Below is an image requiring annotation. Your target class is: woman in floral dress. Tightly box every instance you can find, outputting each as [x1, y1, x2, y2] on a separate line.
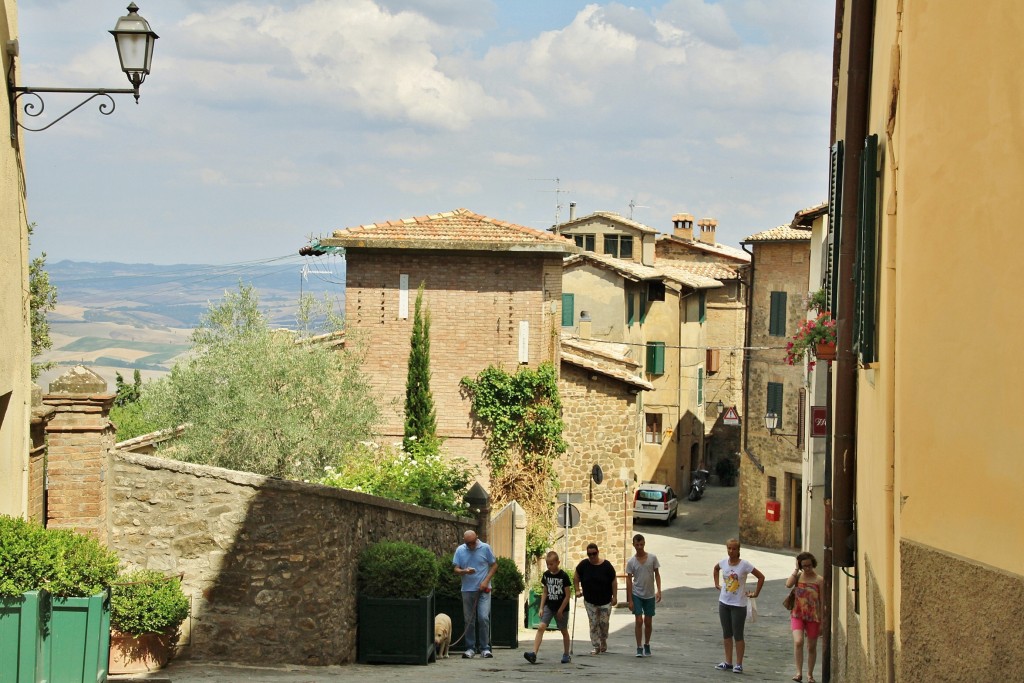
[786, 552, 823, 682]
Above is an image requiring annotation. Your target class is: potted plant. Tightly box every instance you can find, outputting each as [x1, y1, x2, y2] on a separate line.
[108, 569, 190, 674]
[786, 290, 837, 366]
[357, 540, 438, 665]
[0, 514, 119, 683]
[714, 457, 739, 487]
[489, 557, 525, 648]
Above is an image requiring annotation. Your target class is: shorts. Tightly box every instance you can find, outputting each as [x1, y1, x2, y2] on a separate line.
[791, 617, 820, 639]
[541, 604, 569, 630]
[631, 595, 656, 617]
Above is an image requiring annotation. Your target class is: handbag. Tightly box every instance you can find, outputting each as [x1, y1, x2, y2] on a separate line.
[783, 588, 796, 611]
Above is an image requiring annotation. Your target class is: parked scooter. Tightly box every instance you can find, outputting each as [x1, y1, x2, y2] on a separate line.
[687, 468, 710, 501]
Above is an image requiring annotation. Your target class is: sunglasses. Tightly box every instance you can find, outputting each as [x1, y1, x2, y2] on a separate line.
[586, 551, 599, 557]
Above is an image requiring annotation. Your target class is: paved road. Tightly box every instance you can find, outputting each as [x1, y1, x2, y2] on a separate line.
[116, 484, 807, 682]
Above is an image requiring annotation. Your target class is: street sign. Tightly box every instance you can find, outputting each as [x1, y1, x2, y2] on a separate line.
[811, 406, 828, 437]
[556, 503, 581, 528]
[722, 406, 740, 426]
[556, 492, 583, 504]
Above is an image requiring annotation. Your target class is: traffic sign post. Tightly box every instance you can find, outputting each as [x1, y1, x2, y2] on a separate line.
[556, 492, 582, 566]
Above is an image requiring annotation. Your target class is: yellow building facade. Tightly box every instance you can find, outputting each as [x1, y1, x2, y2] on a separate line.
[828, 2, 1024, 680]
[1, 0, 32, 518]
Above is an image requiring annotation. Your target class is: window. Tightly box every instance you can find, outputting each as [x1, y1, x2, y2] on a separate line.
[855, 134, 880, 364]
[768, 476, 777, 500]
[645, 413, 662, 444]
[767, 382, 784, 428]
[769, 291, 787, 336]
[561, 293, 574, 327]
[698, 291, 707, 323]
[627, 291, 635, 327]
[646, 341, 666, 375]
[574, 234, 595, 252]
[603, 234, 634, 259]
[639, 287, 649, 324]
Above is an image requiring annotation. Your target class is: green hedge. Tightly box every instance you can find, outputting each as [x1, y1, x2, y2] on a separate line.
[358, 541, 438, 599]
[0, 515, 119, 599]
[111, 569, 190, 636]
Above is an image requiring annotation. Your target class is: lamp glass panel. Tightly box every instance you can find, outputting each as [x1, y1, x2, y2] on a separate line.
[115, 33, 149, 72]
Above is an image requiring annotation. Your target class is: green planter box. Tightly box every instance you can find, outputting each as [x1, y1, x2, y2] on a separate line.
[525, 590, 542, 629]
[0, 590, 110, 683]
[358, 592, 435, 665]
[434, 595, 518, 651]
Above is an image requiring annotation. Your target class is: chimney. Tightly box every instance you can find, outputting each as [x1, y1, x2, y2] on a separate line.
[569, 202, 577, 222]
[578, 310, 592, 339]
[698, 217, 718, 245]
[672, 213, 694, 240]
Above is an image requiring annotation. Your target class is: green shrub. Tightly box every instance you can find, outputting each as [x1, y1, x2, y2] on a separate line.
[0, 515, 119, 599]
[435, 555, 462, 600]
[110, 569, 190, 636]
[358, 541, 438, 599]
[491, 557, 525, 600]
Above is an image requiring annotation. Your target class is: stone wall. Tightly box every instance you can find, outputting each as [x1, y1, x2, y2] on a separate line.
[108, 451, 477, 665]
[558, 363, 638, 572]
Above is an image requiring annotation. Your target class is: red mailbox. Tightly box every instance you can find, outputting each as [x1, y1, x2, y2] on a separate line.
[765, 500, 781, 522]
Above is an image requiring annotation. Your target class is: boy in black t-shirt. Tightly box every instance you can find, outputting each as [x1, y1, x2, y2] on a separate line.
[524, 551, 572, 664]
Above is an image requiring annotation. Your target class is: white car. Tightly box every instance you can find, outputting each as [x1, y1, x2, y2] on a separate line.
[632, 484, 679, 524]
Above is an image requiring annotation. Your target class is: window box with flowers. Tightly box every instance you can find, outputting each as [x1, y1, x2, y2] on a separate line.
[785, 310, 837, 365]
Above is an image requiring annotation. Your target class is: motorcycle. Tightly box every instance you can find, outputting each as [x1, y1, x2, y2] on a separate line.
[687, 468, 710, 501]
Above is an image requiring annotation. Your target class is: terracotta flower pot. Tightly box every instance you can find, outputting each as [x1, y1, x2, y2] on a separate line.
[815, 341, 836, 361]
[108, 628, 177, 674]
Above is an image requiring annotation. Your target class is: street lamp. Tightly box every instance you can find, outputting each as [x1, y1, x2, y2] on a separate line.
[764, 411, 799, 447]
[6, 3, 158, 134]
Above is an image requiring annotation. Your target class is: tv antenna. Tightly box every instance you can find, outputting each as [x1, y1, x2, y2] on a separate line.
[628, 198, 649, 220]
[533, 177, 572, 226]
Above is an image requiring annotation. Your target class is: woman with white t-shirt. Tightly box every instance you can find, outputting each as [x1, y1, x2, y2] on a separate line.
[712, 538, 765, 674]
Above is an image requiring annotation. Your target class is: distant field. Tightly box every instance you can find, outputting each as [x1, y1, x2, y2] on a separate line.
[59, 337, 186, 354]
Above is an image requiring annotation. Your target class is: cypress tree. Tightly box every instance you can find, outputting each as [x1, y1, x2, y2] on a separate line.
[404, 283, 437, 454]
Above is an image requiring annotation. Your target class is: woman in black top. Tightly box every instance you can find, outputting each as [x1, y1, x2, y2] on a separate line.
[574, 542, 618, 655]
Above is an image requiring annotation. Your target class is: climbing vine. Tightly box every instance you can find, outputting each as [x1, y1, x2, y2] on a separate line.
[460, 362, 567, 560]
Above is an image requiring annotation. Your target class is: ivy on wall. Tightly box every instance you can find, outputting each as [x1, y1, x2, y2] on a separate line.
[460, 362, 567, 559]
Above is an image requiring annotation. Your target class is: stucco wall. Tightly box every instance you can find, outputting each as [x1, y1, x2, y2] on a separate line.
[0, 0, 32, 519]
[108, 451, 475, 665]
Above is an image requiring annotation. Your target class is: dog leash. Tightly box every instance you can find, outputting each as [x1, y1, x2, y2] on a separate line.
[447, 587, 485, 649]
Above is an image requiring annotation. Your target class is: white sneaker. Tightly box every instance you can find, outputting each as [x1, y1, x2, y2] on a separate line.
[462, 648, 476, 659]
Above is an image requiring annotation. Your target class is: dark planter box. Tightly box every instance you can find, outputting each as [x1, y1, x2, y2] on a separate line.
[0, 590, 111, 683]
[435, 595, 519, 652]
[358, 592, 435, 665]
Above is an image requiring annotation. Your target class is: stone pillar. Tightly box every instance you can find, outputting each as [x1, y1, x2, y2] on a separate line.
[466, 482, 491, 543]
[29, 384, 55, 524]
[43, 366, 115, 542]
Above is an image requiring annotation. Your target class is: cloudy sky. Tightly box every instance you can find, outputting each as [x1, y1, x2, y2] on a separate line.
[18, 0, 834, 265]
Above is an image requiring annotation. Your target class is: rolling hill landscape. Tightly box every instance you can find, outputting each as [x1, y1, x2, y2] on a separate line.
[36, 258, 345, 391]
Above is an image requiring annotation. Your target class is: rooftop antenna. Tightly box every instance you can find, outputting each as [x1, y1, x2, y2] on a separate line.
[628, 198, 649, 220]
[533, 177, 572, 225]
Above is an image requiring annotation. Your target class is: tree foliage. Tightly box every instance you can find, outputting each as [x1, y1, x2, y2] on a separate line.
[113, 369, 142, 407]
[27, 223, 57, 380]
[142, 283, 379, 481]
[319, 440, 473, 515]
[460, 363, 567, 558]
[404, 283, 437, 453]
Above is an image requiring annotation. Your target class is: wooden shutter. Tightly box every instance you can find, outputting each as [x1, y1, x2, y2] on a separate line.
[639, 288, 649, 323]
[769, 291, 788, 336]
[767, 382, 784, 427]
[706, 348, 720, 373]
[697, 368, 704, 405]
[698, 291, 707, 323]
[561, 293, 574, 327]
[827, 141, 844, 315]
[855, 134, 879, 363]
[627, 291, 635, 327]
[646, 342, 665, 375]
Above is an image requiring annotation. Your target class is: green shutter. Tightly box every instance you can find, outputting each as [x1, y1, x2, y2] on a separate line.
[639, 288, 648, 324]
[769, 291, 787, 336]
[855, 134, 879, 363]
[646, 342, 665, 375]
[561, 293, 574, 327]
[827, 141, 844, 315]
[627, 291, 635, 327]
[698, 291, 707, 323]
[767, 382, 784, 427]
[697, 368, 704, 405]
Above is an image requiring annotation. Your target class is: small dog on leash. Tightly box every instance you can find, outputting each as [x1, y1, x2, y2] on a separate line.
[434, 613, 452, 659]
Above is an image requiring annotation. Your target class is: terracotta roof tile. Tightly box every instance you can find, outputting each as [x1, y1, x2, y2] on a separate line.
[321, 208, 578, 253]
[564, 252, 663, 281]
[656, 234, 751, 262]
[742, 225, 813, 242]
[556, 211, 659, 235]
